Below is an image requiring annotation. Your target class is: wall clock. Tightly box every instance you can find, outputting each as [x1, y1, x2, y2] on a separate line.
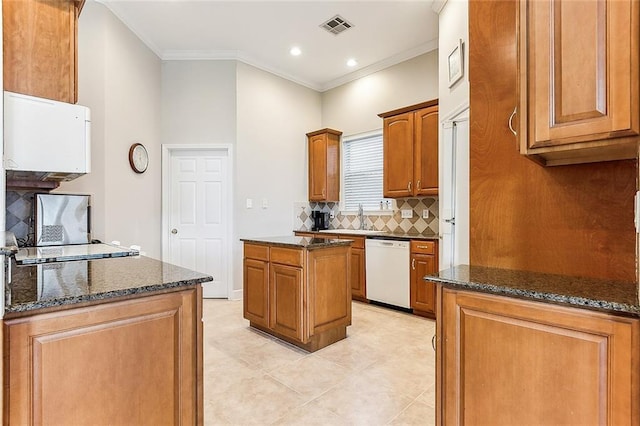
[128, 143, 148, 173]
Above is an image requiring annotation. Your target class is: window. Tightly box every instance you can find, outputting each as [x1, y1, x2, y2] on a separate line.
[342, 132, 385, 211]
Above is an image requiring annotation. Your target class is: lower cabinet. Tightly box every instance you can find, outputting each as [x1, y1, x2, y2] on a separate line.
[410, 240, 438, 317]
[243, 242, 351, 352]
[295, 231, 366, 302]
[4, 288, 203, 425]
[270, 263, 304, 341]
[436, 287, 640, 425]
[350, 245, 366, 301]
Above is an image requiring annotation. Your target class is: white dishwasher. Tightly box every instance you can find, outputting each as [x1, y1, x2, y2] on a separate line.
[365, 238, 410, 309]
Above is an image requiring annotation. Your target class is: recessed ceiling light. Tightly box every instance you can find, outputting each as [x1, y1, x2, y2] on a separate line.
[347, 58, 358, 67]
[290, 47, 301, 56]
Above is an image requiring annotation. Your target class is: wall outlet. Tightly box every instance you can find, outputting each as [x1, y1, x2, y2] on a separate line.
[262, 198, 268, 209]
[401, 209, 413, 219]
[246, 198, 253, 209]
[422, 209, 429, 219]
[330, 210, 335, 219]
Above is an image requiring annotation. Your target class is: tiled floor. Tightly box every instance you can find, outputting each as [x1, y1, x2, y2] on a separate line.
[203, 299, 436, 425]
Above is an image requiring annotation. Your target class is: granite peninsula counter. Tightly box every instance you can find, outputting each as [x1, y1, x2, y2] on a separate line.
[5, 254, 213, 316]
[241, 235, 352, 351]
[428, 265, 640, 424]
[3, 255, 212, 425]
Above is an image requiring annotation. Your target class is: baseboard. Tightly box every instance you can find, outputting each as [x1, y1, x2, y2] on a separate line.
[229, 288, 243, 300]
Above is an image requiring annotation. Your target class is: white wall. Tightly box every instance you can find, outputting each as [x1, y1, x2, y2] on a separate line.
[437, 0, 470, 269]
[58, 1, 162, 258]
[161, 61, 237, 145]
[234, 62, 322, 293]
[321, 51, 439, 136]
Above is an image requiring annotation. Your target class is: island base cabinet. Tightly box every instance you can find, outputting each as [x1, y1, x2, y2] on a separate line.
[243, 242, 351, 352]
[436, 287, 640, 425]
[4, 288, 203, 426]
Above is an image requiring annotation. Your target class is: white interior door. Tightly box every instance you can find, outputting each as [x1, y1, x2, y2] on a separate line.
[440, 109, 469, 270]
[166, 147, 231, 298]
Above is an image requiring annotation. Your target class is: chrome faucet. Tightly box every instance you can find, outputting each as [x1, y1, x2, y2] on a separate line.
[358, 203, 366, 230]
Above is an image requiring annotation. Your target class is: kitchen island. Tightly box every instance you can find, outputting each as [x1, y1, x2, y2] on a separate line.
[3, 255, 212, 425]
[241, 236, 352, 352]
[427, 265, 640, 425]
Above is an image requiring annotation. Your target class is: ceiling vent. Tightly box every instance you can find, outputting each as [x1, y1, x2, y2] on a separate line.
[320, 15, 354, 35]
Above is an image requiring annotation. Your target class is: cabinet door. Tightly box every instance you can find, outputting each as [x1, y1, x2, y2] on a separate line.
[519, 0, 639, 165]
[308, 133, 328, 201]
[438, 288, 640, 425]
[243, 258, 269, 328]
[414, 106, 439, 195]
[4, 289, 201, 425]
[3, 0, 79, 103]
[350, 247, 366, 300]
[270, 264, 305, 342]
[410, 253, 436, 315]
[383, 112, 414, 197]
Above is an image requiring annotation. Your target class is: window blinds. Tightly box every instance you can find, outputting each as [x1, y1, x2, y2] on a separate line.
[343, 133, 384, 211]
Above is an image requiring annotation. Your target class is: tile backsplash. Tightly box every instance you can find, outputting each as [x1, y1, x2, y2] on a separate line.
[294, 197, 439, 235]
[6, 190, 36, 245]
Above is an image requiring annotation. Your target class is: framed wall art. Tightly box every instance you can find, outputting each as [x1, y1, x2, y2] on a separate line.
[448, 38, 464, 87]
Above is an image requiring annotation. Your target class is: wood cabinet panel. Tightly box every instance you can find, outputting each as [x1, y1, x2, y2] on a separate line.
[244, 243, 269, 261]
[307, 129, 341, 202]
[410, 240, 438, 317]
[381, 102, 439, 198]
[414, 106, 439, 195]
[350, 247, 366, 301]
[3, 0, 81, 103]
[270, 264, 305, 342]
[243, 258, 269, 328]
[383, 113, 414, 197]
[308, 247, 351, 333]
[469, 0, 636, 281]
[243, 242, 350, 351]
[4, 289, 201, 425]
[518, 0, 639, 165]
[438, 287, 640, 425]
[271, 246, 304, 268]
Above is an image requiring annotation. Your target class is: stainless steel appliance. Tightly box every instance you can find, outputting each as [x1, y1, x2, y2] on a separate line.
[365, 238, 410, 308]
[311, 211, 330, 231]
[35, 193, 90, 246]
[13, 193, 139, 266]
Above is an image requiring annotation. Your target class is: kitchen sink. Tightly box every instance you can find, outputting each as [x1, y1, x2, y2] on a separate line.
[318, 229, 385, 236]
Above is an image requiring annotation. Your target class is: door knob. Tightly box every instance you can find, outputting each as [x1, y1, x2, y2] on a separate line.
[171, 229, 178, 234]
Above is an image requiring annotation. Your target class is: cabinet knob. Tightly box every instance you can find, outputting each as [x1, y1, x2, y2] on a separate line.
[508, 106, 517, 136]
[171, 228, 178, 234]
[407, 181, 412, 192]
[432, 334, 436, 351]
[417, 180, 421, 190]
[411, 258, 415, 270]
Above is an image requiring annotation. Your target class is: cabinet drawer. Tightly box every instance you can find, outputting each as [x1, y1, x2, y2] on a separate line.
[244, 244, 269, 261]
[270, 247, 303, 267]
[410, 240, 436, 254]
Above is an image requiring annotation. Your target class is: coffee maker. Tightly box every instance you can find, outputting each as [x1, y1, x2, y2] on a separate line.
[310, 211, 330, 231]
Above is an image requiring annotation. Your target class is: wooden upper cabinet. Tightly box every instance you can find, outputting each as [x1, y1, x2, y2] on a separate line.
[518, 0, 640, 165]
[3, 0, 84, 103]
[383, 112, 415, 197]
[380, 100, 439, 198]
[307, 129, 342, 202]
[414, 106, 439, 195]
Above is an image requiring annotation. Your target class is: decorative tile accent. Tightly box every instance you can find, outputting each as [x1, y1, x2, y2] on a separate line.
[6, 190, 36, 245]
[295, 197, 439, 235]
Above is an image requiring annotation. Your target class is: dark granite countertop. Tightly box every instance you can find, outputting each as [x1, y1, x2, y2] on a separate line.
[426, 265, 640, 316]
[241, 235, 353, 249]
[5, 255, 213, 317]
[294, 229, 439, 241]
